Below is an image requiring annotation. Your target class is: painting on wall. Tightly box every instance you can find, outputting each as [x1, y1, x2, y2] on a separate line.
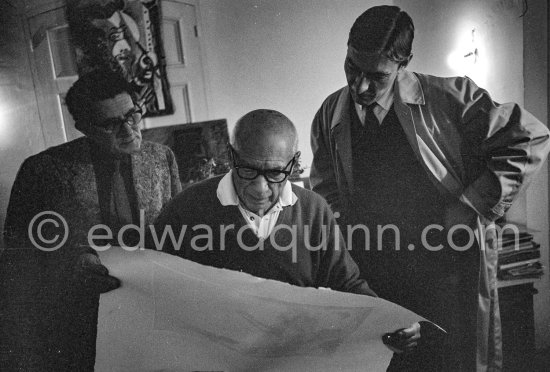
[141, 119, 231, 186]
[68, 0, 173, 116]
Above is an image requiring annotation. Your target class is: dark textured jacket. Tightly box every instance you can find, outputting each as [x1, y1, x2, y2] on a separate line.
[4, 137, 181, 252]
[1, 137, 181, 371]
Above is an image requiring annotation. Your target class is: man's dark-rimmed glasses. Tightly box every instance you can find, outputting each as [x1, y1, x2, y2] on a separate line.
[96, 106, 143, 133]
[229, 145, 298, 183]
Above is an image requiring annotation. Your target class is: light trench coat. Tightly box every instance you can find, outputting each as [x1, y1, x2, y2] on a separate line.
[310, 70, 550, 371]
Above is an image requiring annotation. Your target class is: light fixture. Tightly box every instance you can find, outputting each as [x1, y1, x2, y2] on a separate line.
[463, 28, 478, 64]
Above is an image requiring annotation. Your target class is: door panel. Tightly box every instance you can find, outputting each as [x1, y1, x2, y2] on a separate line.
[28, 6, 80, 146]
[143, 0, 208, 128]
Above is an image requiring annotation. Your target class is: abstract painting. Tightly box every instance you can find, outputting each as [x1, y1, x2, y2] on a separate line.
[68, 0, 173, 116]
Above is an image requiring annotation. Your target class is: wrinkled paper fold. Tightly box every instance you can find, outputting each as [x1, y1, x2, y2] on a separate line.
[96, 247, 426, 371]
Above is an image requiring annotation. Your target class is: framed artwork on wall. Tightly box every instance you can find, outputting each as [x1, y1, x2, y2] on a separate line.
[142, 119, 231, 186]
[68, 0, 173, 116]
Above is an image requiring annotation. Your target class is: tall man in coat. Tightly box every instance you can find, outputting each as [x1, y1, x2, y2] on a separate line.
[1, 69, 181, 371]
[310, 5, 550, 371]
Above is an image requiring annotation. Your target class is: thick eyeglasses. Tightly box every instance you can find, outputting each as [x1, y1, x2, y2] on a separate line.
[96, 107, 143, 133]
[229, 145, 297, 183]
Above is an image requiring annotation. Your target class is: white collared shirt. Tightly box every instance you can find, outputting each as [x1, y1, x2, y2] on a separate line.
[354, 84, 394, 126]
[216, 171, 298, 239]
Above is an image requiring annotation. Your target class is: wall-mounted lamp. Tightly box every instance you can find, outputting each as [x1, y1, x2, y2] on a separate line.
[447, 27, 483, 75]
[463, 28, 478, 63]
[447, 25, 488, 87]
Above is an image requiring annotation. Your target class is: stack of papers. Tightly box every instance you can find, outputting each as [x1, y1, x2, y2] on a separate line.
[497, 225, 544, 281]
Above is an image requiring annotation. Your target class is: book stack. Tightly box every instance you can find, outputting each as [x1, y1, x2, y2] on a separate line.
[497, 226, 543, 281]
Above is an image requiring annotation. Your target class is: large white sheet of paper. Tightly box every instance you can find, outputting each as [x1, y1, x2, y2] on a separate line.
[96, 247, 426, 372]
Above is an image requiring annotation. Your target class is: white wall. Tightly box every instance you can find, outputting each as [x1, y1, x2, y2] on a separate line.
[399, 0, 524, 102]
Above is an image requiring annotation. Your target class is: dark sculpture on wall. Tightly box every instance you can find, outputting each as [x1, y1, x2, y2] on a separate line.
[68, 0, 173, 116]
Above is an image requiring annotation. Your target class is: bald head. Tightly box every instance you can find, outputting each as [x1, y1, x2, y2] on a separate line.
[231, 109, 298, 157]
[230, 109, 299, 215]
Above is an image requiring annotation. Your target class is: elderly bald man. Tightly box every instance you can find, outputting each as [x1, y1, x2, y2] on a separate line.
[152, 109, 420, 354]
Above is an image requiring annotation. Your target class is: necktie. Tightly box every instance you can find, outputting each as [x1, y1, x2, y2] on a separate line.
[110, 160, 134, 228]
[363, 103, 379, 127]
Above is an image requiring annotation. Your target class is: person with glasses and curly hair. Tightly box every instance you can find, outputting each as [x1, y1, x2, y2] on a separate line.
[2, 68, 181, 371]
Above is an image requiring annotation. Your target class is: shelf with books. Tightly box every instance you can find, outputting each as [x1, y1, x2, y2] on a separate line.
[496, 222, 544, 286]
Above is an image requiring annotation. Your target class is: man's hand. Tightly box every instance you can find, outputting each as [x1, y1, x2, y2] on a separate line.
[382, 322, 421, 354]
[75, 253, 121, 294]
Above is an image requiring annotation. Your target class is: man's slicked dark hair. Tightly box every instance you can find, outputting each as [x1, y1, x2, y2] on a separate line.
[65, 68, 134, 124]
[348, 5, 414, 65]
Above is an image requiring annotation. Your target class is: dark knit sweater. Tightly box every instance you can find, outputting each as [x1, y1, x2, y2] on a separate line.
[348, 105, 457, 287]
[152, 175, 375, 297]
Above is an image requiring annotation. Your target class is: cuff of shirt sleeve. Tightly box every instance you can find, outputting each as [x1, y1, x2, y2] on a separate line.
[460, 188, 505, 222]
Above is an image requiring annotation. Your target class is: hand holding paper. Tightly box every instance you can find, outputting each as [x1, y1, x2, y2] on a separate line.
[74, 252, 120, 294]
[383, 322, 421, 354]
